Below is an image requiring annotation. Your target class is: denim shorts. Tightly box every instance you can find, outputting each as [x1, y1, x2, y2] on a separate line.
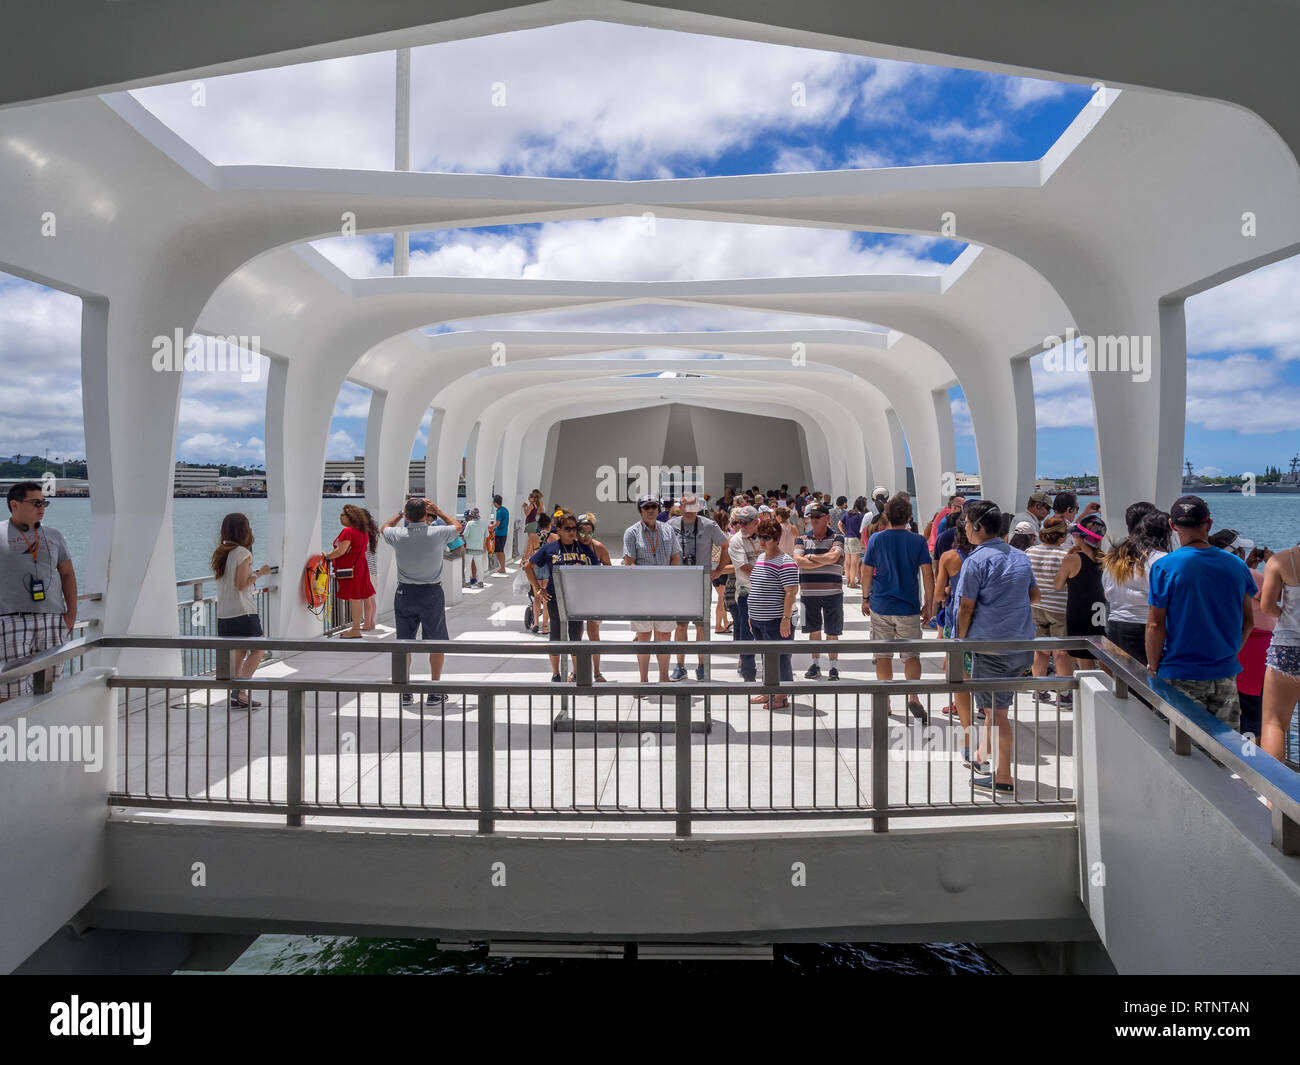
[970, 650, 1033, 711]
[1266, 642, 1300, 679]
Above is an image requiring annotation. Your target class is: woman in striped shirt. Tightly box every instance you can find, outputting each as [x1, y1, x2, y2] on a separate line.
[1024, 515, 1074, 704]
[747, 516, 800, 709]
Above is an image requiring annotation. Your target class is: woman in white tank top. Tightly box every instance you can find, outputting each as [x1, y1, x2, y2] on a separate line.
[1260, 545, 1300, 763]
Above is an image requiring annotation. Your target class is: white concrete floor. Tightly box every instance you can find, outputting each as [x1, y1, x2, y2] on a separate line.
[115, 563, 1076, 835]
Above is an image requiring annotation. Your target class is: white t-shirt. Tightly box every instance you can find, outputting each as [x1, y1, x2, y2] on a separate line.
[1101, 549, 1166, 624]
[216, 545, 256, 619]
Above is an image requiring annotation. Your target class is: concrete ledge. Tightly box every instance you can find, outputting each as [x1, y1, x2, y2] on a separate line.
[1076, 673, 1300, 974]
[90, 817, 1090, 943]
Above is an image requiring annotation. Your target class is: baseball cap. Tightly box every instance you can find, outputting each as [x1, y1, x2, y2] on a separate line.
[1229, 532, 1255, 553]
[806, 503, 830, 517]
[872, 485, 888, 498]
[1170, 495, 1211, 526]
[758, 504, 773, 514]
[1071, 514, 1107, 545]
[1028, 491, 1052, 506]
[1012, 520, 1037, 536]
[737, 505, 759, 523]
[636, 493, 658, 508]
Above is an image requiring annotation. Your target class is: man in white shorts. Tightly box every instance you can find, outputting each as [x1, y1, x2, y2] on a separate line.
[622, 493, 681, 683]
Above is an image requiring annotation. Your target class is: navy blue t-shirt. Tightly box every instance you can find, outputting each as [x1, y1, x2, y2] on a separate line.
[934, 525, 957, 559]
[529, 539, 599, 570]
[1148, 546, 1254, 680]
[863, 528, 933, 615]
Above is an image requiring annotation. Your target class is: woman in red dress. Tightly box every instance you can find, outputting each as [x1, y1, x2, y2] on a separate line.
[322, 504, 376, 638]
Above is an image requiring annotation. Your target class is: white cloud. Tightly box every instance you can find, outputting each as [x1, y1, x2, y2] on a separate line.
[326, 429, 359, 460]
[316, 217, 955, 282]
[332, 381, 373, 419]
[1186, 254, 1300, 360]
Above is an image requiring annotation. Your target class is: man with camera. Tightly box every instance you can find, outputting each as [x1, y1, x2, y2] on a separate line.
[381, 497, 463, 706]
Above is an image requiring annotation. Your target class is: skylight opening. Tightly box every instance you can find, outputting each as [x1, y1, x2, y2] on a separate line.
[126, 20, 1092, 178]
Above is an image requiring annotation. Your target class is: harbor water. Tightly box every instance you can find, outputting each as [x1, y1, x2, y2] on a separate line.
[39, 492, 1300, 588]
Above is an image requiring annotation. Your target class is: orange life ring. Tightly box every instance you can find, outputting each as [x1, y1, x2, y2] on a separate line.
[303, 553, 330, 614]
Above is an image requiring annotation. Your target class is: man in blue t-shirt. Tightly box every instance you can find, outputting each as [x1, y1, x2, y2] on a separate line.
[1146, 495, 1255, 729]
[490, 494, 509, 576]
[862, 493, 935, 717]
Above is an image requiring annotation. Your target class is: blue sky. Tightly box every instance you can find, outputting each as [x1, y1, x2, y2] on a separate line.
[1, 20, 1298, 482]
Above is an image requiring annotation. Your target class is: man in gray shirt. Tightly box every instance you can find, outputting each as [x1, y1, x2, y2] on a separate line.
[622, 492, 681, 684]
[381, 497, 462, 706]
[0, 481, 77, 700]
[666, 492, 730, 680]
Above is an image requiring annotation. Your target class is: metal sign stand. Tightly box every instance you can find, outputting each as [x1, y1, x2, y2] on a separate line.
[549, 565, 713, 734]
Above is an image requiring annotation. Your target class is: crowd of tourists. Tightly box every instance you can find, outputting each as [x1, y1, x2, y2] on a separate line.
[1, 470, 1295, 793]
[192, 480, 1300, 786]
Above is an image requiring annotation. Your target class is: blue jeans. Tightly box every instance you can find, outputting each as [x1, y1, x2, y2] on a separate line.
[730, 593, 756, 681]
[749, 616, 794, 682]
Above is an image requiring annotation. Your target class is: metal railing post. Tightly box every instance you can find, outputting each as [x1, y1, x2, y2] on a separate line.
[1272, 805, 1300, 856]
[286, 689, 304, 827]
[871, 691, 890, 833]
[478, 693, 495, 834]
[575, 647, 593, 686]
[391, 651, 409, 687]
[1169, 718, 1192, 756]
[675, 693, 692, 836]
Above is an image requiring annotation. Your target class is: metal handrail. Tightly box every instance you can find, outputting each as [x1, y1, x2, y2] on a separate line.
[176, 565, 280, 591]
[9, 630, 1299, 848]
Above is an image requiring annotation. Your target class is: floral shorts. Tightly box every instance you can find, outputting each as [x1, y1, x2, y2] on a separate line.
[1265, 642, 1300, 679]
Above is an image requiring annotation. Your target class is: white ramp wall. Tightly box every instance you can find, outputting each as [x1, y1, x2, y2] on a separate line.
[0, 671, 115, 972]
[1075, 674, 1300, 974]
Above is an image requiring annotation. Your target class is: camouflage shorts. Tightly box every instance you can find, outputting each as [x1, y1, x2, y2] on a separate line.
[1166, 676, 1241, 731]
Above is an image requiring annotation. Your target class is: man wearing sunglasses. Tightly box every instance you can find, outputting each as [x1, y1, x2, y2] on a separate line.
[525, 508, 600, 681]
[0, 482, 77, 700]
[623, 492, 681, 684]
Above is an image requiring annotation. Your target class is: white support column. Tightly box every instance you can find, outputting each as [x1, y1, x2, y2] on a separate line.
[884, 409, 908, 496]
[931, 385, 958, 499]
[265, 357, 346, 637]
[367, 389, 433, 609]
[81, 295, 185, 673]
[1086, 300, 1187, 532]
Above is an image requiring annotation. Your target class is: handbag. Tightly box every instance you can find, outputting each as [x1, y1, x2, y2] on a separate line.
[334, 566, 354, 580]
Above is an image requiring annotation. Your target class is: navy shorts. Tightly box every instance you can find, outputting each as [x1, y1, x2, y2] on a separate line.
[493, 536, 507, 552]
[395, 583, 448, 641]
[801, 594, 844, 636]
[217, 613, 263, 637]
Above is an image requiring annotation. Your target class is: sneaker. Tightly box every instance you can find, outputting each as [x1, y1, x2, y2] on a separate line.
[551, 672, 562, 683]
[940, 704, 958, 717]
[972, 775, 1014, 795]
[695, 665, 705, 682]
[975, 709, 987, 722]
[1036, 690, 1055, 703]
[401, 693, 415, 706]
[828, 666, 839, 680]
[906, 697, 929, 725]
[804, 662, 821, 679]
[426, 693, 444, 705]
[669, 665, 687, 681]
[1056, 692, 1074, 709]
